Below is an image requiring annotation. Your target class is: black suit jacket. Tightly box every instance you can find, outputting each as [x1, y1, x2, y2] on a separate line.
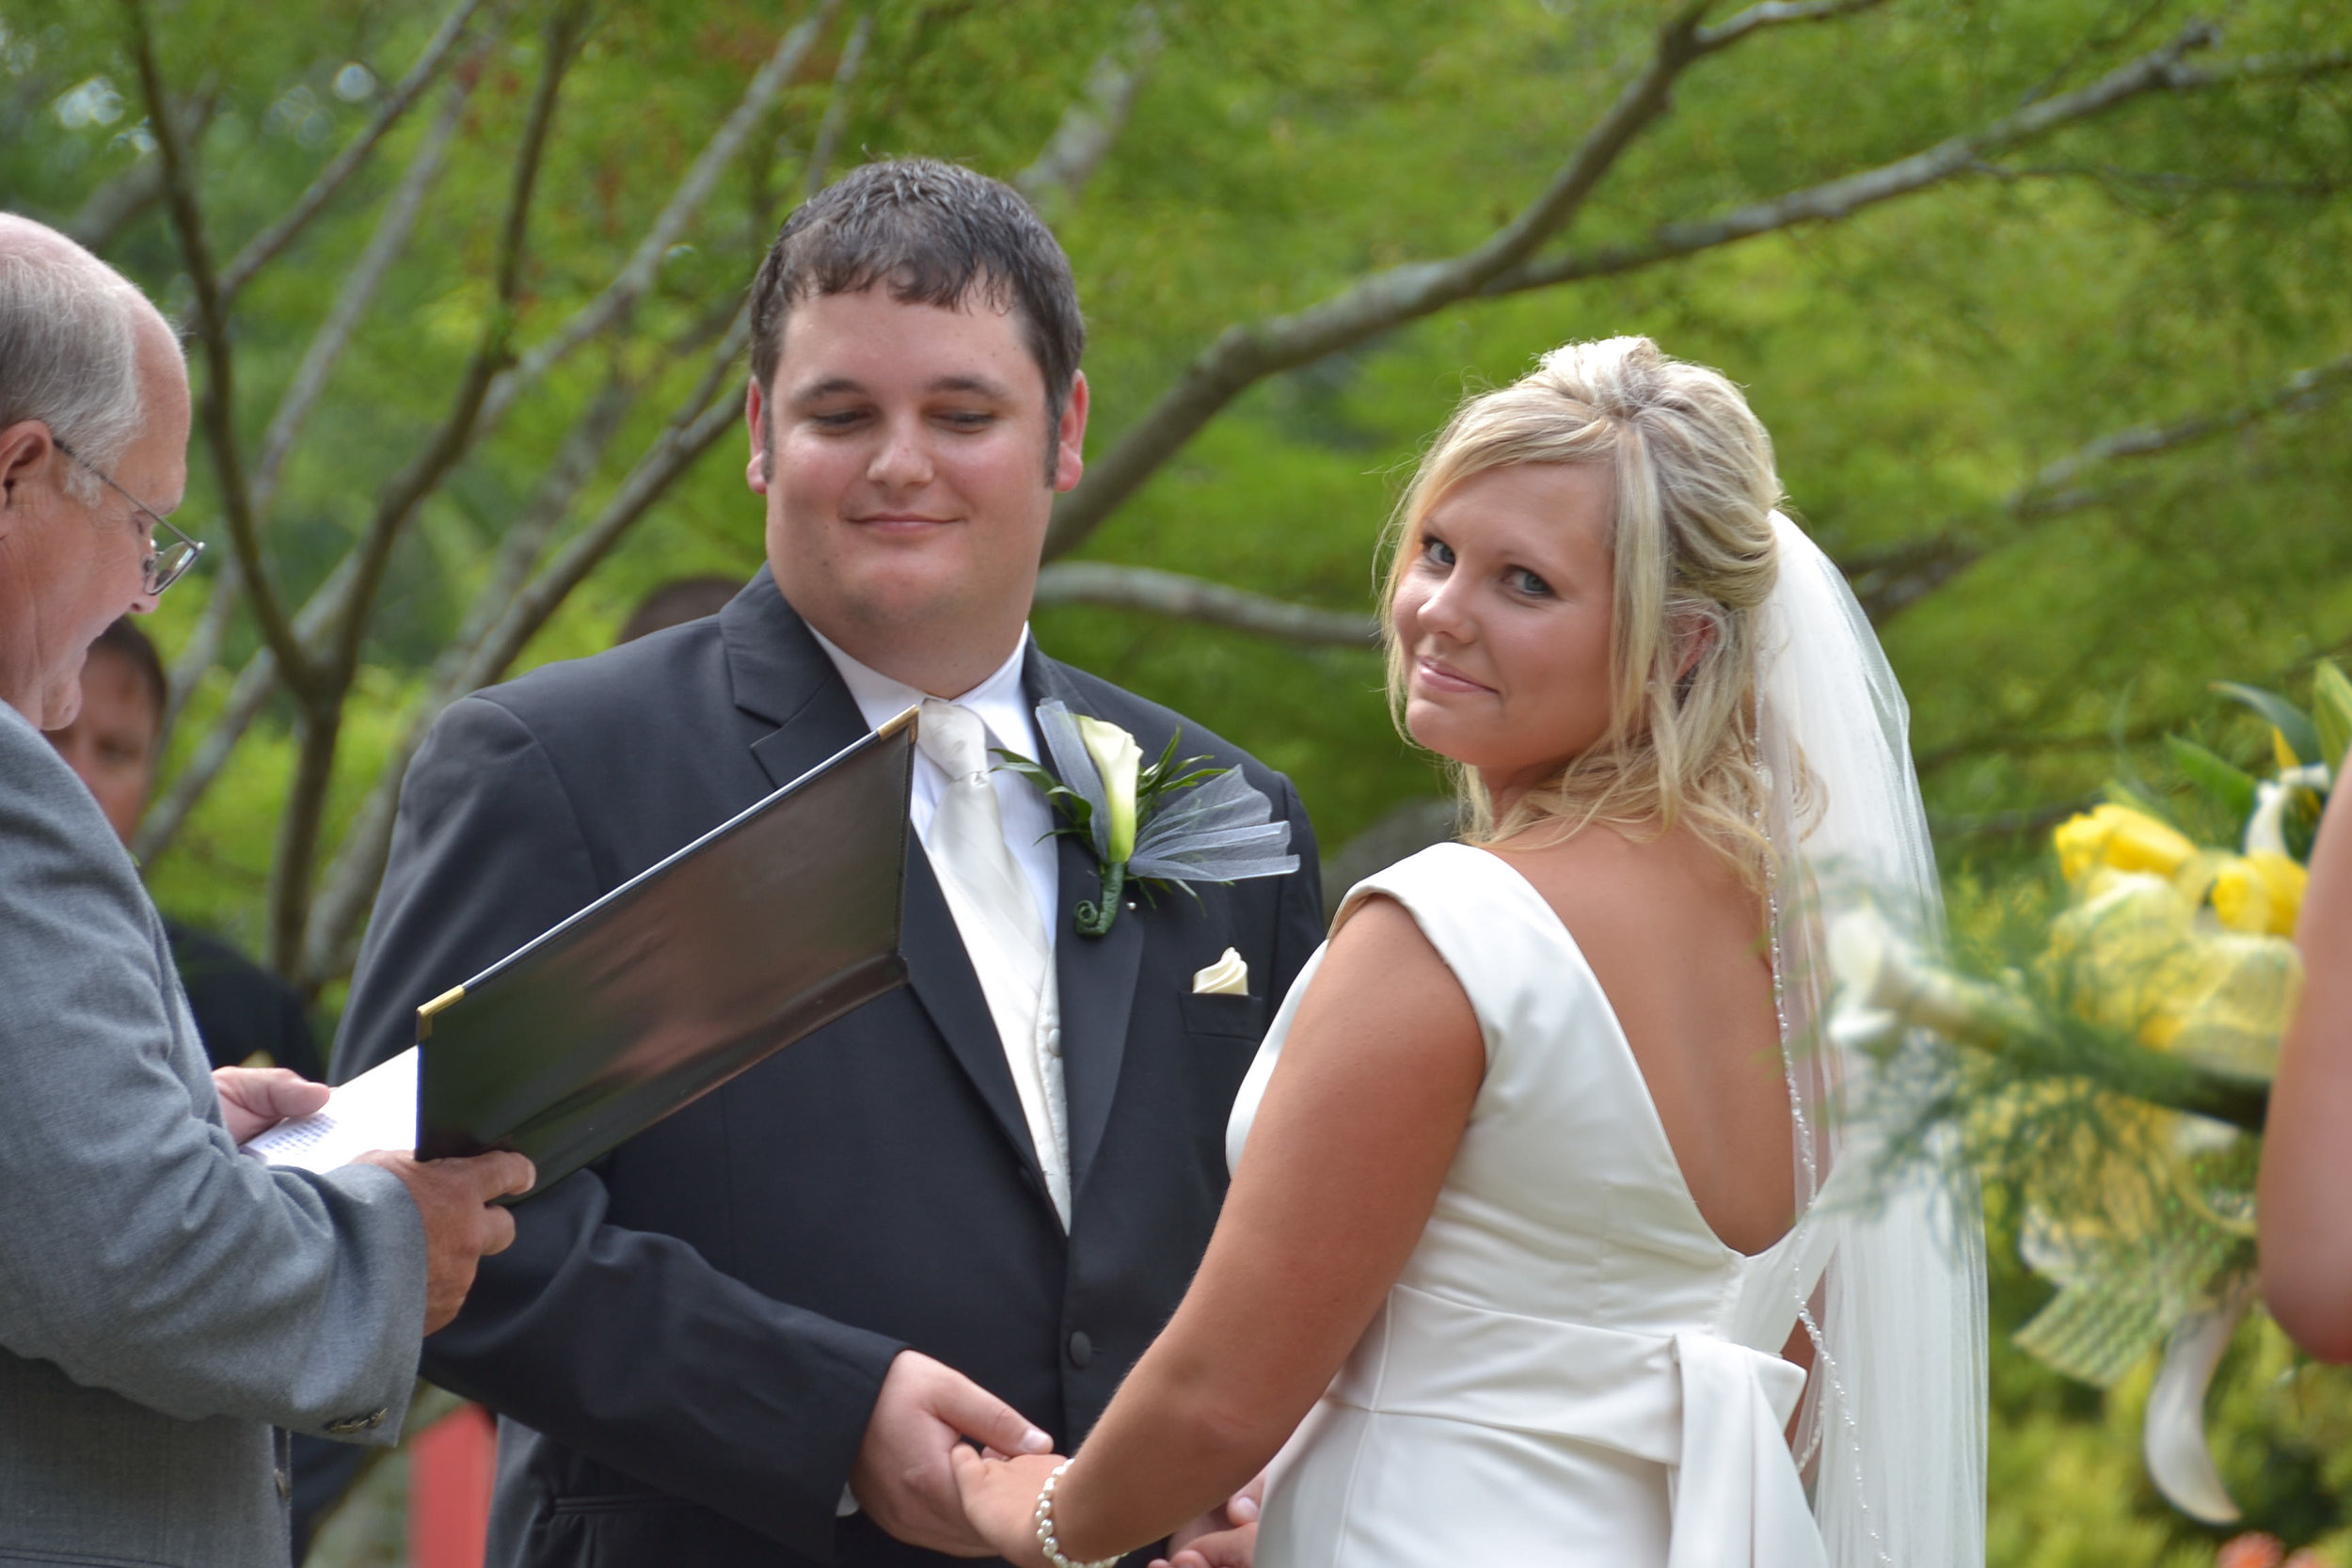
[335, 569, 1324, 1567]
[165, 920, 326, 1082]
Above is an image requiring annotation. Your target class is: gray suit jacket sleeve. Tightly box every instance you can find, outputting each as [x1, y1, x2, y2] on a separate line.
[0, 709, 428, 1442]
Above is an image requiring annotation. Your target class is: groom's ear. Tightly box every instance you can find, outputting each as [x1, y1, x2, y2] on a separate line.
[1050, 371, 1089, 494]
[744, 374, 773, 495]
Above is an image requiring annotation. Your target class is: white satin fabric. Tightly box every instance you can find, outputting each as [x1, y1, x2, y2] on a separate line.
[1227, 843, 1829, 1568]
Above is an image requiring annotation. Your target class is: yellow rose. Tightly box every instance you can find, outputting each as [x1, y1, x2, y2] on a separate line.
[2249, 850, 2306, 935]
[2207, 858, 2271, 936]
[2052, 804, 2198, 883]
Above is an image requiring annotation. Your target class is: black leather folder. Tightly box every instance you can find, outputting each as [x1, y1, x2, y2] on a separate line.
[410, 710, 914, 1196]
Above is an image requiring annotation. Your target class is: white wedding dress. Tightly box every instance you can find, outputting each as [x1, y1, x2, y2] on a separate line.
[1225, 841, 1828, 1568]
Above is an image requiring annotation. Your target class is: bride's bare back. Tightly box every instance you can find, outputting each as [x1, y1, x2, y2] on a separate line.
[1491, 819, 1794, 1258]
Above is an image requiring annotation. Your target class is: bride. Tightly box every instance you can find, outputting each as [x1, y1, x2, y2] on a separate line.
[955, 337, 1986, 1567]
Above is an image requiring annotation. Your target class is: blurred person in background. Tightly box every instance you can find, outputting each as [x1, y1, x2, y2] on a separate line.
[0, 209, 532, 1568]
[2258, 745, 2352, 1360]
[48, 616, 325, 1082]
[614, 573, 744, 645]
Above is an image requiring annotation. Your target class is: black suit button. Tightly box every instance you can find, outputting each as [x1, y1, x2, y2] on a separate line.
[1067, 1331, 1093, 1369]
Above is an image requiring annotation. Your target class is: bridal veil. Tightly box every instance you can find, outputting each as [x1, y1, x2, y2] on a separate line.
[1755, 512, 1989, 1568]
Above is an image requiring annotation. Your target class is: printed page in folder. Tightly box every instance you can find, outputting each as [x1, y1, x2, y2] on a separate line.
[244, 1048, 418, 1171]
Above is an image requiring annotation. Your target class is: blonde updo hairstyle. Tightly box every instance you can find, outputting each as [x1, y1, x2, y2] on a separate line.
[1379, 336, 1786, 883]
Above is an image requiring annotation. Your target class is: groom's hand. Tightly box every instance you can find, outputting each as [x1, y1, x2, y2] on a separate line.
[852, 1350, 1052, 1555]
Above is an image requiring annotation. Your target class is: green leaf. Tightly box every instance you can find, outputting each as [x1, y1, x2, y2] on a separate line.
[1136, 752, 1217, 809]
[992, 750, 1094, 837]
[2163, 736, 2258, 821]
[2312, 659, 2352, 773]
[2211, 682, 2323, 766]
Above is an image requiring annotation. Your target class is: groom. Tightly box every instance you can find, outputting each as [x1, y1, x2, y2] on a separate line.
[335, 158, 1324, 1567]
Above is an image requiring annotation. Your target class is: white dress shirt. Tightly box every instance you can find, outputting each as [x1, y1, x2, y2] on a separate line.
[808, 626, 1060, 953]
[809, 626, 1069, 1519]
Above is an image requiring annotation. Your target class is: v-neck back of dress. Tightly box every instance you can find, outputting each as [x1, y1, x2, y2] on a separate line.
[1227, 842, 1829, 1568]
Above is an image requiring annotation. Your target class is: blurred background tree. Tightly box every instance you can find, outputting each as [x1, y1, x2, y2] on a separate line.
[5, 0, 2349, 1560]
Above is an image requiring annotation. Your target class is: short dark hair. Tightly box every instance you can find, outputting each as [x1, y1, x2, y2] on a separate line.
[749, 159, 1085, 477]
[90, 616, 167, 732]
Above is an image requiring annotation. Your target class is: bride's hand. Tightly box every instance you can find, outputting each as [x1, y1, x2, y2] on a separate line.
[1155, 1470, 1263, 1568]
[947, 1446, 1061, 1566]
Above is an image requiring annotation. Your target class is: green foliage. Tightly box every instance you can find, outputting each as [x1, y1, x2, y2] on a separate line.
[2216, 684, 2327, 770]
[2312, 661, 2352, 773]
[2167, 738, 2261, 830]
[8, 6, 2352, 1553]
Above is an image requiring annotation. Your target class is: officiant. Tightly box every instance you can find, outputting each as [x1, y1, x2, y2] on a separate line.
[334, 158, 1325, 1567]
[0, 212, 533, 1568]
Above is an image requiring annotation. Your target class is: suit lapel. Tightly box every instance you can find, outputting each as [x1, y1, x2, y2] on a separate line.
[1027, 652, 1145, 1201]
[901, 850, 1046, 1188]
[729, 572, 1046, 1187]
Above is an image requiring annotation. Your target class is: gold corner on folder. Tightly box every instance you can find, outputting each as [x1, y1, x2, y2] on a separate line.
[416, 984, 467, 1040]
[877, 705, 919, 740]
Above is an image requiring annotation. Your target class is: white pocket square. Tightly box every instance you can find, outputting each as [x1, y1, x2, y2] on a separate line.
[1192, 947, 1249, 996]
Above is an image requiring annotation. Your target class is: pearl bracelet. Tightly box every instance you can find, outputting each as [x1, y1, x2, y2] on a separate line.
[1033, 1460, 1119, 1568]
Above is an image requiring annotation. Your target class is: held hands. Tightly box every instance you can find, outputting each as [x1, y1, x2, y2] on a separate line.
[946, 1449, 1266, 1568]
[853, 1350, 1053, 1555]
[1161, 1474, 1264, 1568]
[946, 1448, 1060, 1567]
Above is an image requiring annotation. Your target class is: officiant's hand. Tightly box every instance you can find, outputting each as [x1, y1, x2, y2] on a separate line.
[213, 1065, 330, 1145]
[356, 1148, 537, 1334]
[1156, 1472, 1264, 1568]
[853, 1350, 1053, 1555]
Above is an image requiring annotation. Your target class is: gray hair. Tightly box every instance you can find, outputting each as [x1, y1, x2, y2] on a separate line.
[0, 225, 147, 504]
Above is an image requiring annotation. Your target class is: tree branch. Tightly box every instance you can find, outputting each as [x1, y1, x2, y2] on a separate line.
[1844, 348, 2352, 622]
[1042, 0, 1734, 560]
[135, 553, 361, 863]
[320, 0, 581, 694]
[146, 11, 803, 876]
[1928, 797, 2095, 842]
[65, 94, 218, 253]
[1976, 159, 2348, 199]
[1693, 0, 1886, 52]
[66, 159, 166, 252]
[1478, 22, 2264, 301]
[1032, 562, 1378, 647]
[300, 314, 753, 983]
[164, 63, 484, 728]
[804, 8, 875, 198]
[268, 0, 586, 974]
[217, 0, 487, 302]
[123, 0, 314, 699]
[251, 56, 483, 521]
[298, 361, 644, 982]
[1014, 1, 1166, 217]
[478, 0, 837, 433]
[2015, 351, 2352, 512]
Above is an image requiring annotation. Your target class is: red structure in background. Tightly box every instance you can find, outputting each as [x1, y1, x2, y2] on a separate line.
[409, 1403, 497, 1568]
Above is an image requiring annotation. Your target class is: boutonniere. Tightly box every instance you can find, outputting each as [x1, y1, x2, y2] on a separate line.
[994, 700, 1299, 937]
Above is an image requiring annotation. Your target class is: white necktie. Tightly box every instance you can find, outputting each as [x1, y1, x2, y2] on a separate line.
[916, 699, 1072, 1227]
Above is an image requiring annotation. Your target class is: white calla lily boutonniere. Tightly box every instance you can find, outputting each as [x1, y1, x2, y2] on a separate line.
[993, 700, 1300, 936]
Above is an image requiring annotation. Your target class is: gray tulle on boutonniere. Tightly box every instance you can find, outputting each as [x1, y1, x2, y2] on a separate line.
[993, 700, 1298, 936]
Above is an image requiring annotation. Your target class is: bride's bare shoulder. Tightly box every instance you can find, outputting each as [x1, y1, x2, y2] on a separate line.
[1482, 819, 1753, 941]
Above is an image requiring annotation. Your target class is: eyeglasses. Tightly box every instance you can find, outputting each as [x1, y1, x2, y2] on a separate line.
[52, 437, 205, 598]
